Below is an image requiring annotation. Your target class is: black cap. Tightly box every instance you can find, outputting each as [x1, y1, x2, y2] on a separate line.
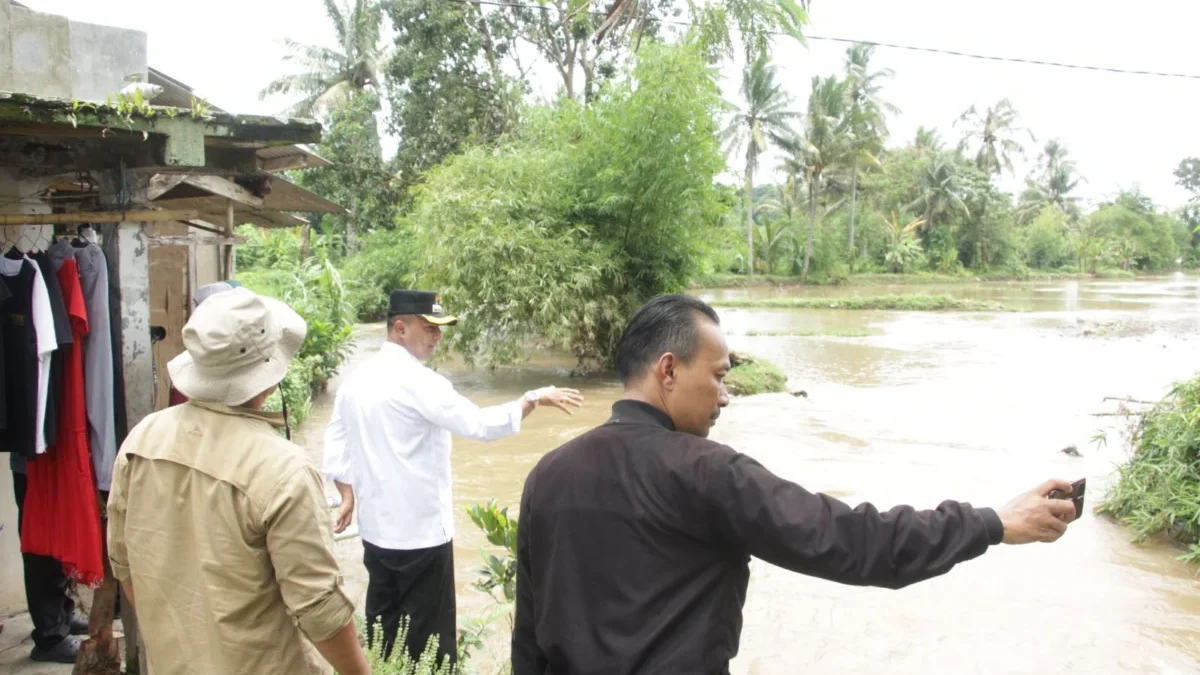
[388, 290, 459, 326]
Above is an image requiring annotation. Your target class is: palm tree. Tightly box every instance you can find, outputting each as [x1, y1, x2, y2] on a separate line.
[906, 153, 970, 233]
[955, 99, 1035, 176]
[783, 75, 851, 277]
[843, 43, 898, 256]
[1018, 139, 1084, 223]
[260, 0, 386, 118]
[913, 125, 942, 154]
[721, 57, 799, 276]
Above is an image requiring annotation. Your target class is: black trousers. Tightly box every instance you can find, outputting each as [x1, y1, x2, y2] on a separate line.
[363, 539, 458, 667]
[11, 471, 73, 651]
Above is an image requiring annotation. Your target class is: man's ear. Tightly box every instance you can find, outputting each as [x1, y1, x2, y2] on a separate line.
[655, 352, 678, 391]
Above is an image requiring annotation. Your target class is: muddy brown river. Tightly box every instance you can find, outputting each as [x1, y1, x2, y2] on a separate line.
[294, 276, 1200, 674]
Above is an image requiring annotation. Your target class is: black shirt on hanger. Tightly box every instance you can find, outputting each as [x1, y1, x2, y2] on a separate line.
[1, 260, 45, 459]
[0, 275, 9, 432]
[30, 250, 72, 449]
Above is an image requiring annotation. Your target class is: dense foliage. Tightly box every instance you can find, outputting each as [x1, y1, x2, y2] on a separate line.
[237, 227, 357, 428]
[1100, 373, 1200, 564]
[411, 40, 728, 370]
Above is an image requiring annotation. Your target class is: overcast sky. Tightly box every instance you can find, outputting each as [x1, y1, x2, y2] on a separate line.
[22, 0, 1200, 209]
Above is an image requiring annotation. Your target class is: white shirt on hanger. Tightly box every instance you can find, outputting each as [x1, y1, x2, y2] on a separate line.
[323, 341, 524, 550]
[0, 255, 58, 454]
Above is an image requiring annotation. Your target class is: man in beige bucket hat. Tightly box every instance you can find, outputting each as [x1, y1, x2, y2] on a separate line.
[106, 287, 370, 675]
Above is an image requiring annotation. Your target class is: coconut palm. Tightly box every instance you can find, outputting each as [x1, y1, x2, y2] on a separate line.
[843, 43, 898, 255]
[913, 125, 942, 154]
[1018, 139, 1084, 222]
[782, 74, 851, 277]
[956, 99, 1035, 176]
[721, 57, 799, 275]
[260, 0, 387, 118]
[906, 153, 970, 233]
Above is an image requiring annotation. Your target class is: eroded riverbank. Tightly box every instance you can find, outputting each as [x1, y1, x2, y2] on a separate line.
[297, 276, 1200, 673]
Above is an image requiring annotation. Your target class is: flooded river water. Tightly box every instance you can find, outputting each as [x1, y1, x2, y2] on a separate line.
[295, 275, 1200, 674]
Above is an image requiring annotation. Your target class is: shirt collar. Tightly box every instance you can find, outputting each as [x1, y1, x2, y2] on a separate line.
[187, 400, 286, 428]
[380, 341, 420, 364]
[607, 399, 676, 431]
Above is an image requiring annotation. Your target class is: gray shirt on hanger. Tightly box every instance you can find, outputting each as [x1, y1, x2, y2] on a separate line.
[48, 240, 117, 492]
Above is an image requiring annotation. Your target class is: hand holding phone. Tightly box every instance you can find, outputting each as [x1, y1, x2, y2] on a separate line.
[1046, 478, 1086, 520]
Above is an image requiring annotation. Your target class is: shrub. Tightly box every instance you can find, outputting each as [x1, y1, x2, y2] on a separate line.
[1099, 372, 1200, 563]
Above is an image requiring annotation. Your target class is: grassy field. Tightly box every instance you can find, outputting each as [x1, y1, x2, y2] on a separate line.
[694, 269, 1143, 289]
[709, 294, 1012, 312]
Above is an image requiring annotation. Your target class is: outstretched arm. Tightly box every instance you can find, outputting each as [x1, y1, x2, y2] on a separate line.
[705, 450, 1076, 589]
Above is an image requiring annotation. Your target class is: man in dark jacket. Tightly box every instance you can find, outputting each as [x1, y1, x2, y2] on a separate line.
[512, 294, 1078, 675]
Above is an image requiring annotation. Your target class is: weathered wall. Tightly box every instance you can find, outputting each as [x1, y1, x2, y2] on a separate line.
[0, 1, 13, 91]
[69, 20, 147, 103]
[1, 3, 147, 103]
[8, 5, 71, 98]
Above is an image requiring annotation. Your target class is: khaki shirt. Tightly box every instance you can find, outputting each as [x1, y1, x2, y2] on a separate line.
[107, 401, 354, 675]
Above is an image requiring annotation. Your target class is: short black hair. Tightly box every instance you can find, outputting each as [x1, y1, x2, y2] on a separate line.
[615, 294, 721, 384]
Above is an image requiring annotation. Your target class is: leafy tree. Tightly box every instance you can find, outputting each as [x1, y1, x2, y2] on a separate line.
[842, 43, 897, 256]
[1017, 139, 1083, 223]
[297, 90, 398, 254]
[383, 0, 521, 194]
[720, 57, 798, 275]
[260, 0, 387, 117]
[412, 40, 728, 369]
[1022, 205, 1073, 269]
[784, 74, 851, 277]
[906, 152, 970, 236]
[956, 99, 1035, 176]
[498, 0, 808, 102]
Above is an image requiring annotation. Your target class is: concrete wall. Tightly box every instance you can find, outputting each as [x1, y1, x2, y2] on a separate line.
[0, 1, 13, 91]
[69, 20, 148, 103]
[1, 2, 147, 103]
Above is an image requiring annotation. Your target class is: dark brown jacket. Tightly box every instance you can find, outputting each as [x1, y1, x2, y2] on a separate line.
[512, 400, 1003, 675]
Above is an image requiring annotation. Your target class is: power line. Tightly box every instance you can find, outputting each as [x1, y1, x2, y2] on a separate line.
[440, 0, 1200, 81]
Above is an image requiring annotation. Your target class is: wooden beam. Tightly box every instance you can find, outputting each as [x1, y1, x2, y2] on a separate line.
[150, 234, 247, 246]
[0, 210, 199, 225]
[258, 154, 309, 172]
[182, 174, 264, 208]
[147, 174, 187, 200]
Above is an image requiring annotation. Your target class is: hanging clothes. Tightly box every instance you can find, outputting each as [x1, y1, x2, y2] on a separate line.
[0, 275, 10, 433]
[1, 255, 57, 462]
[21, 256, 105, 587]
[51, 239, 117, 490]
[100, 226, 128, 469]
[30, 250, 73, 449]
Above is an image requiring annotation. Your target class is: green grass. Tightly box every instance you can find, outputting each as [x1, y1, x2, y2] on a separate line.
[725, 352, 788, 396]
[1099, 373, 1200, 564]
[743, 328, 877, 337]
[694, 269, 1153, 289]
[710, 294, 1011, 312]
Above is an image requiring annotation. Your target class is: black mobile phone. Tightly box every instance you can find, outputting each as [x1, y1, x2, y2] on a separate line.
[1047, 478, 1086, 519]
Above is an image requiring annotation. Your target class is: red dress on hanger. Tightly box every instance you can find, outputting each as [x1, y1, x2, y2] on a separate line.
[21, 257, 105, 586]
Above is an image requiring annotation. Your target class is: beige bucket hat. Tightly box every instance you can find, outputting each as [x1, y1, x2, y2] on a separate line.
[168, 287, 307, 406]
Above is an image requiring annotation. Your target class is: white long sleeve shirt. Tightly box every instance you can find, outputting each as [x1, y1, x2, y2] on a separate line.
[1, 255, 57, 455]
[323, 342, 523, 550]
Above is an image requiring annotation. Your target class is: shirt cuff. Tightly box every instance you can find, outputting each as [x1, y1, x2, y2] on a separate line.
[978, 507, 1004, 545]
[296, 579, 357, 643]
[508, 401, 523, 433]
[110, 558, 132, 584]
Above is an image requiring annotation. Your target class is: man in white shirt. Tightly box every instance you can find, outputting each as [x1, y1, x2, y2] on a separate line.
[323, 289, 583, 667]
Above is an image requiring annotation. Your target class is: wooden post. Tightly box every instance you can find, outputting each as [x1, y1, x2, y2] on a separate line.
[222, 199, 235, 280]
[82, 170, 154, 675]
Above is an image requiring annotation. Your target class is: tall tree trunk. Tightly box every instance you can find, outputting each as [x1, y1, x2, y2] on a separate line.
[745, 165, 755, 276]
[803, 176, 818, 278]
[848, 160, 859, 252]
